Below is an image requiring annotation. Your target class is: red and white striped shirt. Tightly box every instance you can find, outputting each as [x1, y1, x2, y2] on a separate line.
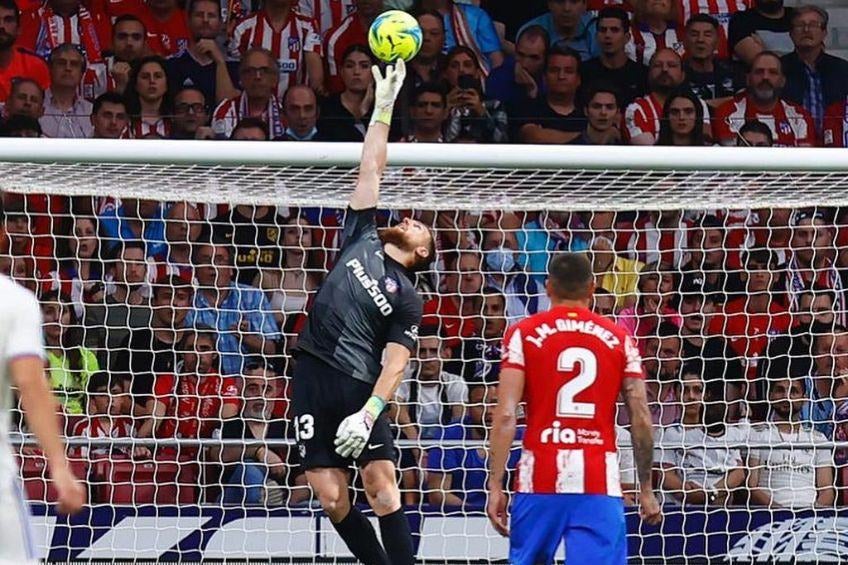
[713, 93, 816, 147]
[211, 92, 284, 139]
[624, 92, 711, 142]
[72, 416, 136, 457]
[127, 118, 171, 138]
[626, 212, 690, 268]
[627, 24, 684, 66]
[228, 9, 322, 97]
[676, 0, 753, 60]
[822, 97, 847, 148]
[19, 4, 109, 63]
[502, 306, 644, 496]
[323, 13, 366, 94]
[297, 0, 356, 37]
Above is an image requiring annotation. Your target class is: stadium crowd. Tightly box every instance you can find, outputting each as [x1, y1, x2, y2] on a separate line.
[1, 0, 847, 510]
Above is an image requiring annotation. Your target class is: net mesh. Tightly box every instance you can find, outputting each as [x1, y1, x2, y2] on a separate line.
[3, 160, 848, 563]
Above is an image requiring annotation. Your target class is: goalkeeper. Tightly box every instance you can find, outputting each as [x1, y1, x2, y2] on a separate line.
[291, 58, 435, 565]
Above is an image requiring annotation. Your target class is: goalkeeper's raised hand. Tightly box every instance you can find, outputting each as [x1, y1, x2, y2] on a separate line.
[370, 58, 406, 127]
[334, 395, 386, 459]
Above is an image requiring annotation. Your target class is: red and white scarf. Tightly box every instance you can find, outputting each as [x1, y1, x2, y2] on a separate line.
[449, 2, 489, 76]
[38, 3, 103, 62]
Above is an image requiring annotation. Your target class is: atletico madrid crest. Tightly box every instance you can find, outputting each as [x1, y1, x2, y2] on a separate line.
[383, 276, 398, 294]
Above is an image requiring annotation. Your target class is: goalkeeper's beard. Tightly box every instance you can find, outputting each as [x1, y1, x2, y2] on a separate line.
[379, 226, 414, 253]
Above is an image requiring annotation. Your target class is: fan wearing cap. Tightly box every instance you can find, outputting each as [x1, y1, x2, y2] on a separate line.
[679, 214, 744, 306]
[678, 271, 746, 422]
[775, 209, 846, 326]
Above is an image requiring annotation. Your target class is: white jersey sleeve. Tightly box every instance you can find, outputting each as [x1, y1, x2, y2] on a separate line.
[2, 287, 45, 363]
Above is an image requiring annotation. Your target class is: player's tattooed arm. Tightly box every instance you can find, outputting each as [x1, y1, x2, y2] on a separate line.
[622, 377, 654, 488]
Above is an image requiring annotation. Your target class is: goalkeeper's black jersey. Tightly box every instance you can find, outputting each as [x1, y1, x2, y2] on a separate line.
[296, 208, 423, 384]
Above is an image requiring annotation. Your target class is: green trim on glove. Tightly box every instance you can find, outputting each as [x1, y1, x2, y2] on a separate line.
[370, 107, 394, 127]
[364, 395, 387, 419]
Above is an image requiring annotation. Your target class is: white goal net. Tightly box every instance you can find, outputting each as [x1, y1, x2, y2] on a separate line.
[3, 141, 848, 563]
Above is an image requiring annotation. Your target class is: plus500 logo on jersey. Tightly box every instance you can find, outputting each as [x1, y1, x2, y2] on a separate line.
[346, 258, 394, 316]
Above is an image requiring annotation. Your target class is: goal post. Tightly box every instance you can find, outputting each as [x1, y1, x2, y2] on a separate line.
[4, 140, 848, 563]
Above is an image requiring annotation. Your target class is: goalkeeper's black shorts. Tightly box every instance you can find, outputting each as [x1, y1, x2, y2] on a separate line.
[291, 352, 397, 470]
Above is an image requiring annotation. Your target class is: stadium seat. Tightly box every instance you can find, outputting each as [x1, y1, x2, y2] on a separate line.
[92, 457, 199, 505]
[18, 450, 88, 503]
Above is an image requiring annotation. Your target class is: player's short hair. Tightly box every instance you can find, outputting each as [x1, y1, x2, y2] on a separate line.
[230, 116, 269, 139]
[597, 6, 630, 28]
[686, 13, 719, 29]
[655, 321, 681, 340]
[548, 253, 593, 300]
[741, 247, 777, 269]
[87, 371, 111, 394]
[545, 44, 582, 74]
[679, 361, 704, 381]
[749, 50, 782, 73]
[583, 80, 622, 109]
[413, 82, 447, 106]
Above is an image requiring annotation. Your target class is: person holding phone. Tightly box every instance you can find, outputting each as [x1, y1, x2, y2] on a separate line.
[441, 46, 508, 143]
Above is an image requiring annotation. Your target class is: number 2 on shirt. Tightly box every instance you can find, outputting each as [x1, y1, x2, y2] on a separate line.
[556, 347, 597, 419]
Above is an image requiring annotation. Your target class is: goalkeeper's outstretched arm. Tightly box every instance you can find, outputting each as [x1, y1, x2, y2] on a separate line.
[349, 59, 406, 211]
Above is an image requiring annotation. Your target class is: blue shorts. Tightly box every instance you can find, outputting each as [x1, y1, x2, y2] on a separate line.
[509, 493, 626, 565]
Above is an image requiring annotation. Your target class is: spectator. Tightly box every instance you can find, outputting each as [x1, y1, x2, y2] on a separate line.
[5, 77, 44, 120]
[218, 362, 299, 505]
[425, 249, 483, 343]
[657, 88, 707, 146]
[582, 7, 647, 107]
[589, 233, 644, 310]
[129, 0, 192, 58]
[280, 84, 319, 140]
[655, 379, 746, 506]
[461, 287, 508, 386]
[709, 248, 791, 380]
[422, 0, 504, 71]
[591, 286, 616, 317]
[41, 291, 100, 415]
[747, 377, 834, 508]
[481, 226, 548, 324]
[426, 383, 520, 507]
[822, 95, 848, 147]
[681, 214, 738, 303]
[401, 82, 447, 142]
[625, 47, 710, 144]
[255, 215, 322, 331]
[211, 203, 288, 287]
[683, 14, 736, 103]
[318, 44, 374, 141]
[157, 201, 202, 277]
[616, 264, 681, 338]
[395, 327, 466, 440]
[50, 215, 105, 309]
[635, 323, 682, 426]
[626, 209, 688, 268]
[803, 325, 848, 436]
[442, 46, 508, 143]
[407, 10, 446, 88]
[124, 56, 174, 138]
[324, 0, 382, 94]
[72, 372, 147, 459]
[513, 44, 584, 143]
[19, 0, 108, 64]
[90, 92, 129, 138]
[571, 83, 621, 144]
[166, 0, 239, 106]
[736, 119, 774, 146]
[84, 241, 151, 363]
[98, 198, 167, 257]
[486, 25, 547, 107]
[627, 0, 683, 66]
[677, 272, 745, 415]
[715, 53, 816, 147]
[729, 0, 794, 66]
[39, 43, 91, 139]
[0, 0, 49, 103]
[213, 48, 284, 139]
[228, 0, 323, 98]
[676, 0, 750, 61]
[297, 0, 357, 37]
[145, 326, 240, 443]
[781, 6, 848, 137]
[112, 275, 193, 418]
[188, 239, 281, 375]
[230, 116, 270, 139]
[0, 112, 40, 135]
[171, 87, 212, 139]
[777, 210, 845, 319]
[518, 0, 598, 62]
[105, 15, 148, 95]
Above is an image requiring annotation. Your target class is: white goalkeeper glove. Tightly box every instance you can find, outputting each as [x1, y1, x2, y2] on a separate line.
[370, 58, 406, 127]
[334, 395, 386, 459]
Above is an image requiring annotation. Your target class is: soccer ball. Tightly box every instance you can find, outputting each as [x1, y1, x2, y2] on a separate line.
[368, 10, 423, 63]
